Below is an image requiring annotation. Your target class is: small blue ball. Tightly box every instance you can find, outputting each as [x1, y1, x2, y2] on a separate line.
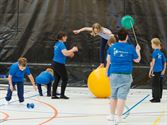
[27, 103, 30, 109]
[30, 103, 35, 109]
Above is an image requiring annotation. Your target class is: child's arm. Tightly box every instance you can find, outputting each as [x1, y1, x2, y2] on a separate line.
[8, 75, 14, 91]
[161, 62, 167, 75]
[62, 46, 78, 57]
[28, 74, 37, 91]
[149, 59, 155, 78]
[133, 44, 141, 63]
[73, 27, 92, 34]
[105, 55, 110, 77]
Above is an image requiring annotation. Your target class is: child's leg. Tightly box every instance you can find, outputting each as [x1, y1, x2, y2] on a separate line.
[5, 84, 15, 101]
[17, 83, 24, 103]
[37, 84, 43, 96]
[160, 76, 163, 99]
[47, 83, 52, 96]
[99, 38, 108, 66]
[152, 72, 161, 101]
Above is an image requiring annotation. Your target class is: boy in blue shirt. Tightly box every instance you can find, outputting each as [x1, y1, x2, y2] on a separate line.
[149, 38, 166, 103]
[51, 31, 78, 99]
[36, 68, 55, 96]
[5, 57, 36, 104]
[106, 28, 141, 124]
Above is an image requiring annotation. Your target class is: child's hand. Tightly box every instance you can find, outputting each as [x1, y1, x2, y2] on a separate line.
[149, 72, 154, 78]
[73, 30, 80, 34]
[72, 46, 78, 52]
[136, 44, 141, 51]
[161, 70, 165, 76]
[10, 85, 14, 92]
[33, 85, 37, 91]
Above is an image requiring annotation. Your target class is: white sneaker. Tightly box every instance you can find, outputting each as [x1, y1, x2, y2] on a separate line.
[106, 114, 114, 121]
[4, 100, 10, 105]
[115, 116, 122, 125]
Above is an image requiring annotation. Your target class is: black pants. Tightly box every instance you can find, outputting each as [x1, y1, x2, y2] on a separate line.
[37, 83, 52, 96]
[100, 38, 108, 64]
[52, 62, 68, 97]
[152, 72, 163, 100]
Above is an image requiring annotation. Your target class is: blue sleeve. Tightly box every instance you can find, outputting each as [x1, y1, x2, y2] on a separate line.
[60, 43, 67, 51]
[152, 51, 157, 59]
[131, 45, 138, 59]
[25, 66, 31, 75]
[9, 64, 17, 76]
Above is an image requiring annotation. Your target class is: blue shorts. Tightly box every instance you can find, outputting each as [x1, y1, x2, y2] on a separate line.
[110, 74, 133, 100]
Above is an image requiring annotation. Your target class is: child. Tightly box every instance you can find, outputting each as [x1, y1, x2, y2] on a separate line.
[149, 38, 166, 103]
[35, 68, 55, 96]
[106, 35, 117, 77]
[51, 31, 78, 99]
[5, 57, 36, 104]
[106, 28, 141, 124]
[73, 23, 114, 68]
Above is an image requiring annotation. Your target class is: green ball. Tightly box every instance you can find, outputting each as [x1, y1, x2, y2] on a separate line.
[121, 15, 134, 29]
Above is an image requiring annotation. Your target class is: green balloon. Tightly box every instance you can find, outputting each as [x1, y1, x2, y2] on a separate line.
[121, 15, 134, 29]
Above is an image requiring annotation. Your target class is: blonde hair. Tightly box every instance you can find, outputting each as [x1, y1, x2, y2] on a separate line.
[18, 57, 27, 67]
[107, 35, 116, 46]
[151, 38, 161, 47]
[46, 68, 54, 76]
[91, 23, 102, 36]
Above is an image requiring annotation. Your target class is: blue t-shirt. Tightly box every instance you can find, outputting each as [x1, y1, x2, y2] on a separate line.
[53, 41, 67, 64]
[152, 49, 166, 72]
[108, 42, 138, 74]
[35, 71, 55, 85]
[9, 62, 31, 83]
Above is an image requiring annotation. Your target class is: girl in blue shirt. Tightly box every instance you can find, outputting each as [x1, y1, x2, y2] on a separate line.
[36, 68, 55, 96]
[149, 38, 166, 103]
[51, 31, 78, 99]
[73, 23, 114, 68]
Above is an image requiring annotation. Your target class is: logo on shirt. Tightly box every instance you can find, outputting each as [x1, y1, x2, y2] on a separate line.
[157, 53, 162, 59]
[113, 48, 129, 57]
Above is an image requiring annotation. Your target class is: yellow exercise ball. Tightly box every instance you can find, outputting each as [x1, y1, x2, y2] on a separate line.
[87, 68, 111, 98]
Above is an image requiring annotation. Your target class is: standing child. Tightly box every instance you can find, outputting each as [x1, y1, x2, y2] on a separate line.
[149, 38, 166, 103]
[5, 57, 36, 104]
[51, 31, 78, 99]
[106, 35, 117, 77]
[35, 68, 54, 97]
[106, 28, 141, 124]
[73, 23, 114, 68]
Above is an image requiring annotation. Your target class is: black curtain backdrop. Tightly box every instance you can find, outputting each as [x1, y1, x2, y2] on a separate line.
[0, 0, 167, 87]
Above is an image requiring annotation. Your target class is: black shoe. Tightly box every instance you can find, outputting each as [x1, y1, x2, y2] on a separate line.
[150, 99, 155, 102]
[47, 94, 51, 97]
[150, 99, 160, 103]
[39, 93, 43, 96]
[51, 96, 59, 99]
[60, 95, 69, 99]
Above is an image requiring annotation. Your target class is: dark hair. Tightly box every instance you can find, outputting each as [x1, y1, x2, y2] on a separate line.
[57, 31, 67, 41]
[117, 28, 128, 41]
[18, 57, 27, 67]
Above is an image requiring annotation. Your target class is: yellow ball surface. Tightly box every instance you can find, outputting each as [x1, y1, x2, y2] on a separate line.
[87, 68, 111, 98]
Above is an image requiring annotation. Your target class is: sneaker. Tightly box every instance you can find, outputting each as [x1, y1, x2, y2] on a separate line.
[60, 95, 69, 99]
[115, 116, 122, 125]
[4, 100, 10, 105]
[106, 115, 114, 121]
[51, 96, 59, 99]
[150, 99, 160, 103]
